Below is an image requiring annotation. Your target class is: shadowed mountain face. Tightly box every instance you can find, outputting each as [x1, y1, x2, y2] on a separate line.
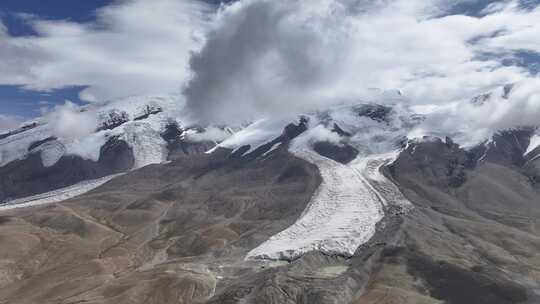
[0, 128, 539, 303]
[0, 137, 134, 202]
[366, 131, 540, 304]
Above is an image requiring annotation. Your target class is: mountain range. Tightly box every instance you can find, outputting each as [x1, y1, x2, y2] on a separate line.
[0, 89, 539, 304]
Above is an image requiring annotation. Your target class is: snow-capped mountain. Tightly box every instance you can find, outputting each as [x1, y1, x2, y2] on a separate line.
[1, 89, 540, 304]
[0, 95, 217, 203]
[2, 87, 540, 206]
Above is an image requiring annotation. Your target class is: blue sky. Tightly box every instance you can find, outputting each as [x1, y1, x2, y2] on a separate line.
[0, 85, 87, 117]
[0, 0, 110, 119]
[0, 0, 111, 36]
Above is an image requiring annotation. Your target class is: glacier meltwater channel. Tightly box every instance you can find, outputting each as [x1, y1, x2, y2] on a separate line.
[246, 148, 411, 261]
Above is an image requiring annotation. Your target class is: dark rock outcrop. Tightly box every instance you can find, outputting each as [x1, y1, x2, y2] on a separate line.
[161, 122, 217, 160]
[133, 105, 163, 121]
[353, 104, 392, 123]
[390, 137, 471, 188]
[482, 128, 534, 168]
[313, 141, 359, 164]
[96, 110, 130, 131]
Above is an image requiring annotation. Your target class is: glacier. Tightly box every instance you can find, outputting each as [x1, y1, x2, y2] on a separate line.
[0, 174, 121, 211]
[246, 105, 415, 261]
[246, 148, 412, 261]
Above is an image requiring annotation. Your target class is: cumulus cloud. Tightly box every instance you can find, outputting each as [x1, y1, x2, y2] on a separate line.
[291, 124, 342, 150]
[0, 21, 47, 85]
[184, 0, 540, 135]
[46, 101, 98, 139]
[0, 0, 211, 102]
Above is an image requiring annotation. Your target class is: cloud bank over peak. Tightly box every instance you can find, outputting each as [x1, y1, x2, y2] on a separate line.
[184, 0, 540, 130]
[46, 101, 98, 140]
[1, 0, 540, 146]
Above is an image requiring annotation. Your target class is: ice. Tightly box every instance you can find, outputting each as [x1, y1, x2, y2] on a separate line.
[120, 122, 168, 168]
[0, 124, 52, 167]
[247, 148, 386, 261]
[263, 143, 282, 156]
[525, 134, 540, 156]
[38, 141, 66, 167]
[0, 174, 121, 211]
[246, 105, 415, 261]
[247, 149, 412, 261]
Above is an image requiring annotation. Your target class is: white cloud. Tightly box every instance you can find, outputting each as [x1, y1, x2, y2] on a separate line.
[0, 0, 211, 103]
[291, 124, 342, 150]
[183, 0, 540, 144]
[46, 101, 98, 139]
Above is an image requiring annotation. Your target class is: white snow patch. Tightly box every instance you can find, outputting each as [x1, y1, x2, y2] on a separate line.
[525, 134, 540, 156]
[0, 174, 121, 211]
[216, 118, 289, 155]
[263, 143, 282, 156]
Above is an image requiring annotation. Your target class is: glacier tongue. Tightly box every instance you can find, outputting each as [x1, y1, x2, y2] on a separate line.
[0, 174, 121, 211]
[120, 122, 168, 169]
[247, 148, 396, 261]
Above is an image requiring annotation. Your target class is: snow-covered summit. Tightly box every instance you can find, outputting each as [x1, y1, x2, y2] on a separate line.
[0, 95, 187, 169]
